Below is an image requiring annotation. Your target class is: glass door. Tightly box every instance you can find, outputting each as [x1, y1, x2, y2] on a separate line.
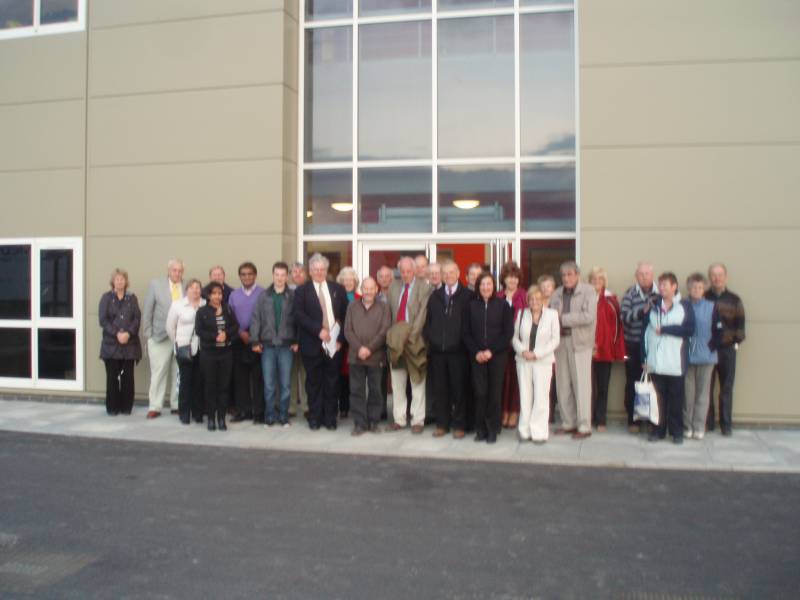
[433, 240, 514, 287]
[359, 241, 430, 284]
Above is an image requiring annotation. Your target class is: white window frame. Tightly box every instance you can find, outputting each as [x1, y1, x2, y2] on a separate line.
[0, 0, 86, 41]
[0, 237, 83, 391]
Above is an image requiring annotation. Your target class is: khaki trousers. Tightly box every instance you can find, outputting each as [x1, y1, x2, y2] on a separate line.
[555, 336, 592, 434]
[390, 367, 426, 427]
[147, 337, 178, 412]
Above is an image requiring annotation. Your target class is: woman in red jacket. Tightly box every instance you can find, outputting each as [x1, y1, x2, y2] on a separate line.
[497, 261, 527, 429]
[589, 267, 626, 431]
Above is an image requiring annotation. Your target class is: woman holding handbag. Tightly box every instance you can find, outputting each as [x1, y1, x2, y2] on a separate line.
[166, 279, 205, 425]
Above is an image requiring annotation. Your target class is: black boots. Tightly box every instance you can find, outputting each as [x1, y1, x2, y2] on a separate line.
[207, 414, 216, 431]
[217, 413, 227, 431]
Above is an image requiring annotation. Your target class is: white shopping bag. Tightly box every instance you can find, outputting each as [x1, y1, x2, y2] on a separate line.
[634, 371, 660, 425]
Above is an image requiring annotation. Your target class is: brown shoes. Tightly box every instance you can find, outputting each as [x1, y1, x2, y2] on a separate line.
[554, 427, 577, 435]
[146, 411, 160, 419]
[628, 424, 641, 434]
[453, 429, 465, 439]
[572, 431, 591, 440]
[411, 424, 424, 434]
[597, 425, 607, 433]
[433, 427, 448, 438]
[385, 423, 404, 432]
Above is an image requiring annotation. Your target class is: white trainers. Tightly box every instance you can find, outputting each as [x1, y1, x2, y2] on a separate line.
[693, 431, 705, 440]
[685, 428, 693, 439]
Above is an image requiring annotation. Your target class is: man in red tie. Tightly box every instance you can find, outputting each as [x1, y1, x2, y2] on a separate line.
[386, 256, 432, 433]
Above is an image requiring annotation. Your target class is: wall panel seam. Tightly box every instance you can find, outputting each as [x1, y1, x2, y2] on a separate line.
[582, 141, 800, 150]
[87, 232, 286, 239]
[0, 166, 83, 174]
[89, 156, 284, 169]
[89, 81, 283, 101]
[581, 226, 800, 233]
[90, 8, 286, 31]
[0, 97, 84, 108]
[580, 56, 800, 69]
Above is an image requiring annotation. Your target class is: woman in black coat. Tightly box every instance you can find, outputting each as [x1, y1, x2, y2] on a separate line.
[195, 281, 239, 431]
[98, 268, 142, 416]
[463, 272, 514, 443]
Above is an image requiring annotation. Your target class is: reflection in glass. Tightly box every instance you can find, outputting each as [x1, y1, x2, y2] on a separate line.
[0, 0, 32, 29]
[439, 0, 512, 10]
[520, 12, 575, 156]
[304, 170, 353, 235]
[0, 328, 31, 378]
[304, 241, 353, 281]
[520, 239, 575, 288]
[305, 27, 353, 162]
[438, 16, 514, 158]
[360, 0, 430, 16]
[38, 328, 76, 380]
[41, 0, 78, 24]
[521, 0, 573, 5]
[41, 249, 73, 318]
[306, 0, 352, 20]
[359, 21, 432, 160]
[0, 244, 31, 319]
[521, 163, 575, 232]
[438, 165, 514, 232]
[359, 168, 432, 233]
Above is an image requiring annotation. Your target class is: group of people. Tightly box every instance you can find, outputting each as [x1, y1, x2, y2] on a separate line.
[98, 253, 745, 445]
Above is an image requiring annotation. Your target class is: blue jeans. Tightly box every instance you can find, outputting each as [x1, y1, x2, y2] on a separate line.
[261, 346, 294, 422]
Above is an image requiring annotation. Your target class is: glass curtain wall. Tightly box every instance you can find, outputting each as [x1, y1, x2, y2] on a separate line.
[300, 0, 577, 273]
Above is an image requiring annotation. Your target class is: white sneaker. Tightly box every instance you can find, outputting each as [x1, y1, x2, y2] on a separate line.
[685, 428, 693, 439]
[694, 431, 705, 440]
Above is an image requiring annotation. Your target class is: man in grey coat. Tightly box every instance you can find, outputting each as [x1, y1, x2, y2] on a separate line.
[142, 258, 184, 419]
[549, 261, 597, 439]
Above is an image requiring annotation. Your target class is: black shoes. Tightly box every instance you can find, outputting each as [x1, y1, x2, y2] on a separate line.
[325, 424, 337, 431]
[230, 412, 251, 423]
[474, 432, 487, 443]
[208, 418, 216, 431]
[487, 432, 497, 444]
[217, 414, 227, 431]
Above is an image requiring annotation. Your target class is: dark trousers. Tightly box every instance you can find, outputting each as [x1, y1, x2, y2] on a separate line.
[425, 351, 435, 422]
[104, 358, 135, 415]
[651, 373, 685, 439]
[380, 362, 389, 419]
[304, 350, 342, 428]
[431, 351, 468, 431]
[233, 343, 263, 417]
[200, 350, 233, 418]
[592, 360, 612, 426]
[177, 355, 203, 422]
[707, 345, 737, 432]
[339, 373, 350, 415]
[349, 364, 383, 429]
[624, 342, 643, 426]
[471, 351, 508, 436]
[549, 365, 557, 424]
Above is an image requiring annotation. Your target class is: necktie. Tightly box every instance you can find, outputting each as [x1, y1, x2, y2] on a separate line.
[397, 284, 409, 323]
[171, 282, 180, 301]
[318, 283, 330, 330]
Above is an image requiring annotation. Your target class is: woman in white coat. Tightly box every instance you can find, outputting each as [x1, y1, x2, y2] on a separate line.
[512, 285, 560, 443]
[166, 279, 205, 424]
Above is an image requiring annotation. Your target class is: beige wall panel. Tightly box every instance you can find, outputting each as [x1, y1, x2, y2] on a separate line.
[580, 0, 800, 65]
[88, 160, 283, 236]
[90, 13, 285, 97]
[0, 169, 84, 237]
[581, 145, 800, 230]
[284, 11, 298, 92]
[91, 0, 284, 29]
[282, 87, 298, 162]
[580, 61, 800, 147]
[0, 100, 84, 170]
[580, 228, 796, 324]
[285, 0, 299, 21]
[282, 160, 298, 237]
[89, 85, 283, 166]
[0, 33, 86, 104]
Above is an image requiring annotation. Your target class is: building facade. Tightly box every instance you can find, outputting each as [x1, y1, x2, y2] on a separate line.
[0, 0, 797, 423]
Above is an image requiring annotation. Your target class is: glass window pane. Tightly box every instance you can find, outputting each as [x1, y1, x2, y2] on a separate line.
[359, 167, 432, 233]
[520, 12, 575, 156]
[304, 170, 353, 235]
[522, 0, 573, 6]
[305, 27, 353, 162]
[306, 0, 352, 20]
[0, 245, 31, 319]
[521, 163, 575, 232]
[38, 328, 76, 380]
[438, 165, 514, 232]
[41, 0, 78, 25]
[439, 0, 512, 10]
[360, 0, 430, 16]
[520, 239, 575, 288]
[0, 328, 31, 378]
[438, 16, 514, 158]
[304, 242, 353, 282]
[359, 21, 432, 160]
[0, 0, 32, 30]
[40, 249, 73, 318]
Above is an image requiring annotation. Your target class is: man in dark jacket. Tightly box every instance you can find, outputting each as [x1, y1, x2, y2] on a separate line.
[423, 261, 473, 439]
[705, 262, 746, 436]
[250, 262, 297, 427]
[293, 253, 348, 430]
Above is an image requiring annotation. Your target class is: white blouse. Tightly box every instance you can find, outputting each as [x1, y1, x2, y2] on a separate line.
[166, 297, 206, 356]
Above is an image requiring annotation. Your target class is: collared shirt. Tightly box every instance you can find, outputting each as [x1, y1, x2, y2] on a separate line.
[399, 279, 415, 322]
[561, 286, 575, 336]
[315, 280, 336, 328]
[170, 279, 182, 301]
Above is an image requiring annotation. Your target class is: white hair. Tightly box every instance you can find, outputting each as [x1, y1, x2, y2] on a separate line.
[308, 253, 329, 270]
[397, 256, 415, 270]
[167, 258, 184, 271]
[336, 266, 360, 289]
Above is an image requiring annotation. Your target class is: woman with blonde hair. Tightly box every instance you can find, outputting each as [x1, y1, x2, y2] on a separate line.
[336, 266, 361, 419]
[512, 285, 560, 443]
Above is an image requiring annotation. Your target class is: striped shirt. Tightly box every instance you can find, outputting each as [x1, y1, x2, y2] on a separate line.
[215, 313, 226, 348]
[620, 283, 659, 345]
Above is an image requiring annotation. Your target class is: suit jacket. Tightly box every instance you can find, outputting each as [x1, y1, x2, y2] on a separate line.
[293, 279, 348, 358]
[388, 277, 431, 345]
[549, 282, 597, 352]
[511, 307, 560, 366]
[143, 277, 183, 342]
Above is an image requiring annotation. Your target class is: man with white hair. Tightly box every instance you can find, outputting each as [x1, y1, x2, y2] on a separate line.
[620, 261, 660, 432]
[143, 258, 184, 419]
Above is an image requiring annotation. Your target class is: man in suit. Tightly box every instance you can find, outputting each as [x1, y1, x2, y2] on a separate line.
[142, 258, 184, 419]
[386, 256, 431, 434]
[293, 253, 348, 430]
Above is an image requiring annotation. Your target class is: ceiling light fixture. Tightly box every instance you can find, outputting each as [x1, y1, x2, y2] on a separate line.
[331, 202, 354, 212]
[452, 199, 480, 210]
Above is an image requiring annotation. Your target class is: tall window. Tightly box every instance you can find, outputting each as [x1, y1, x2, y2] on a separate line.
[0, 0, 85, 40]
[299, 0, 577, 271]
[0, 238, 83, 390]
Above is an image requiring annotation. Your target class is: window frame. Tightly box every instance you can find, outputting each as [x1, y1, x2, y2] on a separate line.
[0, 237, 83, 391]
[0, 0, 86, 41]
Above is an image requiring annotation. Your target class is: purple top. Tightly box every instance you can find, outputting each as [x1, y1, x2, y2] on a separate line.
[228, 285, 264, 331]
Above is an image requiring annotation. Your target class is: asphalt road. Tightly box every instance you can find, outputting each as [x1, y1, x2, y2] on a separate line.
[1, 431, 799, 600]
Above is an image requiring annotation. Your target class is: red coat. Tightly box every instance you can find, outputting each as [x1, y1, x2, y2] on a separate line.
[497, 288, 527, 321]
[594, 289, 626, 362]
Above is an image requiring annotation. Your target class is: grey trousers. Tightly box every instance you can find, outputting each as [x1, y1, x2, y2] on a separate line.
[555, 336, 592, 434]
[349, 364, 384, 429]
[684, 363, 714, 434]
[291, 352, 307, 414]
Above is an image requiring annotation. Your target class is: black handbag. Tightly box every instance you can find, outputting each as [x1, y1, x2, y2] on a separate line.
[175, 343, 192, 363]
